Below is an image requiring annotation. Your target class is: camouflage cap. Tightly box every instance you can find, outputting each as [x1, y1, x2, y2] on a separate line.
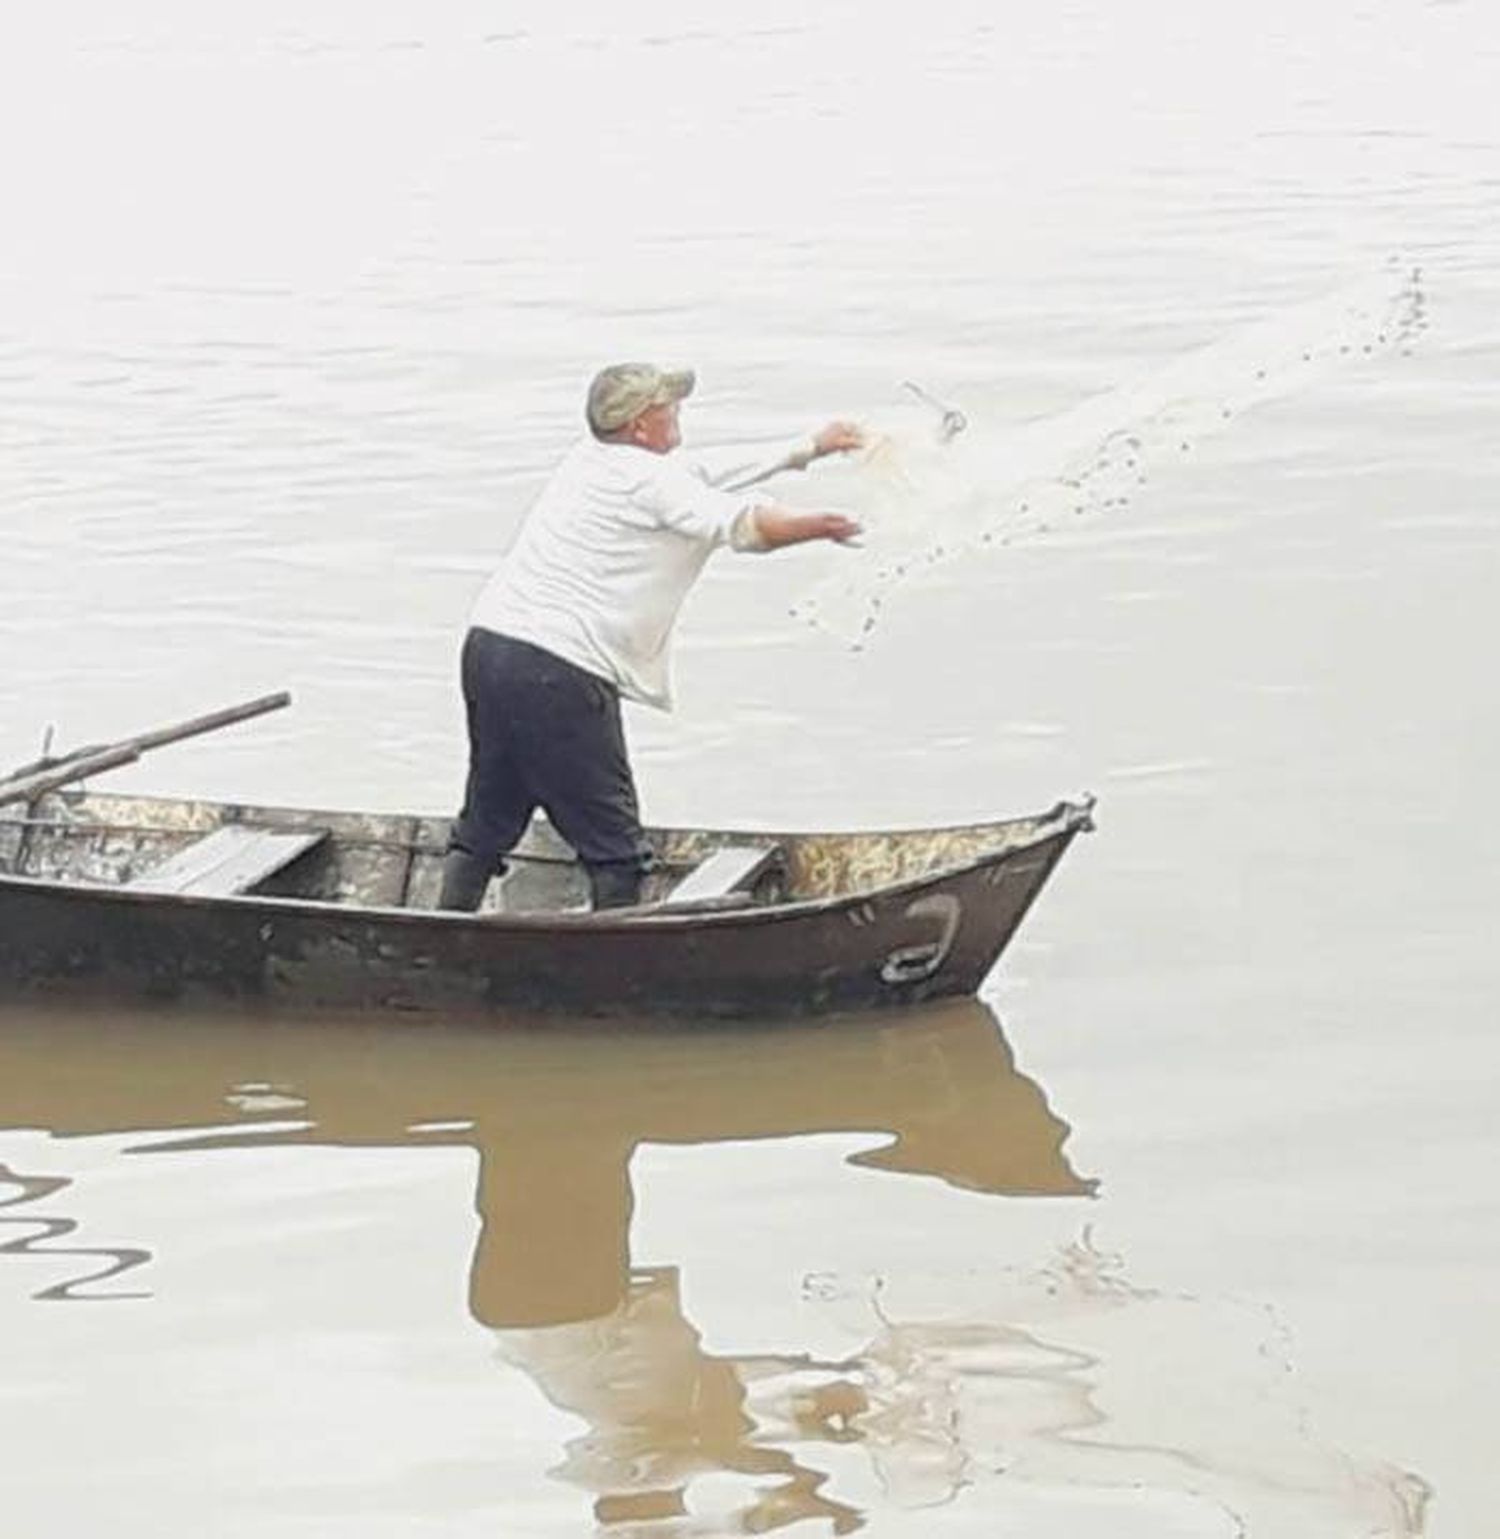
[586, 363, 696, 434]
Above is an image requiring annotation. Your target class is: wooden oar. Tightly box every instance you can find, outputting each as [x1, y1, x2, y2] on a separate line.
[0, 691, 291, 808]
[0, 746, 143, 808]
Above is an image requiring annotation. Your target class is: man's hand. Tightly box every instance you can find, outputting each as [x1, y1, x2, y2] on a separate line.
[812, 420, 865, 458]
[819, 513, 863, 545]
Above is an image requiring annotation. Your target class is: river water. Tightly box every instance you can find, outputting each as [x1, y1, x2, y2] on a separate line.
[2, 3, 1496, 1535]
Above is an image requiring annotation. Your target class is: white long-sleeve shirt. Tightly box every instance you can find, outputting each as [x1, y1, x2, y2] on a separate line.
[469, 436, 811, 711]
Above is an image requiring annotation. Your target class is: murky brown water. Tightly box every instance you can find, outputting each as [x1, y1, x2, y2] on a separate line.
[3, 2, 1497, 1534]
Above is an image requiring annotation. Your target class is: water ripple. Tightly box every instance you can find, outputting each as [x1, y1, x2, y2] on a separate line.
[0, 1162, 152, 1302]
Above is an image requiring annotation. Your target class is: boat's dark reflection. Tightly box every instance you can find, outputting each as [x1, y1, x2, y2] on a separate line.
[0, 999, 1093, 1529]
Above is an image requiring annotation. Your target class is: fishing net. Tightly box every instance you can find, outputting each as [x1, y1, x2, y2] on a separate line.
[792, 263, 1427, 647]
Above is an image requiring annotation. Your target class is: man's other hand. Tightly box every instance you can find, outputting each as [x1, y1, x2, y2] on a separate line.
[812, 421, 865, 457]
[820, 513, 863, 545]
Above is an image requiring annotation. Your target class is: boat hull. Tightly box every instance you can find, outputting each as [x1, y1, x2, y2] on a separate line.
[0, 820, 1082, 1020]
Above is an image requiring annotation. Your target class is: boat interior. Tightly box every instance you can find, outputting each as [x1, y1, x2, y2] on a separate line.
[0, 790, 1064, 914]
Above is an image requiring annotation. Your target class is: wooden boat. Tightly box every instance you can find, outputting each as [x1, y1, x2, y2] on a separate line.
[0, 696, 1094, 1019]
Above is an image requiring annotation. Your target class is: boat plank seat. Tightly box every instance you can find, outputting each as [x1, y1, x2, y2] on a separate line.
[127, 825, 328, 898]
[667, 843, 783, 906]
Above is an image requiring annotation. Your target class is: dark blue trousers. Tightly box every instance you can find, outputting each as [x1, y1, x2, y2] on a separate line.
[447, 628, 651, 906]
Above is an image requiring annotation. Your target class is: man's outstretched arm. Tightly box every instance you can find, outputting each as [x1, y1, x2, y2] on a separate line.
[735, 505, 863, 551]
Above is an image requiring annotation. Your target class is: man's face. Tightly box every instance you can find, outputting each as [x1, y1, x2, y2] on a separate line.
[629, 399, 682, 454]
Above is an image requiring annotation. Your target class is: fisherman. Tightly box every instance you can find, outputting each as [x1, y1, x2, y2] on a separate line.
[440, 363, 864, 912]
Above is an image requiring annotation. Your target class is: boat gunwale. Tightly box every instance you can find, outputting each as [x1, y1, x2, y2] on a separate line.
[0, 798, 1093, 932]
[0, 788, 1091, 851]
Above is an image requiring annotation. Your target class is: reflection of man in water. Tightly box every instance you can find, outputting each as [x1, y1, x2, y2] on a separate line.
[472, 1135, 864, 1531]
[492, 1268, 864, 1532]
[460, 1009, 1098, 1530]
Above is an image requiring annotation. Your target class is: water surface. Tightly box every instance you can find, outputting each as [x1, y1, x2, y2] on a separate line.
[3, 2, 1497, 1533]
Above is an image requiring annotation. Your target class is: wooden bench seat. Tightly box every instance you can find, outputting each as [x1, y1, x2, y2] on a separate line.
[127, 825, 327, 898]
[663, 843, 784, 907]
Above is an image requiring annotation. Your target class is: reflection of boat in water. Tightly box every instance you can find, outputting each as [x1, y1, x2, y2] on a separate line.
[0, 996, 1089, 1316]
[0, 1001, 1427, 1536]
[0, 997, 1087, 1530]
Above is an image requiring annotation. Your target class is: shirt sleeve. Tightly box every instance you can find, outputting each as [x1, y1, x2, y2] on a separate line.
[640, 455, 762, 546]
[729, 507, 770, 552]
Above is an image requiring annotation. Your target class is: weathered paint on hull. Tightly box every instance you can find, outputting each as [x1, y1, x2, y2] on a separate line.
[0, 830, 1077, 1020]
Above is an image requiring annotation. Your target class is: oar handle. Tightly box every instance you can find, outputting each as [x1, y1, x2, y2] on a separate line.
[124, 691, 291, 756]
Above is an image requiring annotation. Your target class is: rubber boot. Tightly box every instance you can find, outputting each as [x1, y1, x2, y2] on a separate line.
[438, 848, 494, 912]
[587, 861, 645, 911]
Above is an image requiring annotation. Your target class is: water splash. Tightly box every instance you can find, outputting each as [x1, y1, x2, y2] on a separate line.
[788, 1229, 1432, 1535]
[793, 263, 1427, 647]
